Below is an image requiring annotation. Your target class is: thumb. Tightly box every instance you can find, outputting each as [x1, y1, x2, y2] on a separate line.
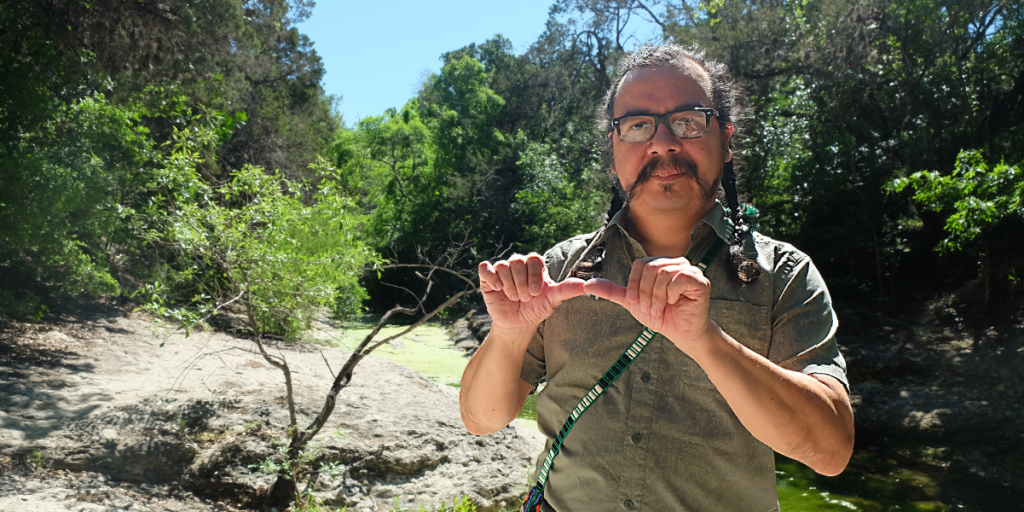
[546, 277, 586, 305]
[583, 278, 628, 307]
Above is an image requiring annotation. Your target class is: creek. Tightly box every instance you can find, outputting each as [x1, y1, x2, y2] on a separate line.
[331, 320, 1016, 512]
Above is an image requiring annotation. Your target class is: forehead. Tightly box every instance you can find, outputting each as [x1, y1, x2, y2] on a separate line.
[613, 64, 713, 117]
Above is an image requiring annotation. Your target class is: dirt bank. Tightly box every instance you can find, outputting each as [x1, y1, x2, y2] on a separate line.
[0, 304, 544, 512]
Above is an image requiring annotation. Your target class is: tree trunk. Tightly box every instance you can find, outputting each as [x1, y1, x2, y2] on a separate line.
[267, 476, 298, 509]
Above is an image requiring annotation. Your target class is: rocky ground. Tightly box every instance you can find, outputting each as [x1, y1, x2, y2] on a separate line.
[0, 304, 544, 512]
[837, 297, 1024, 494]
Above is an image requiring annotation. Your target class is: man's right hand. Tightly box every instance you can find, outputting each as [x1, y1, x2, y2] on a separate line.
[478, 253, 586, 331]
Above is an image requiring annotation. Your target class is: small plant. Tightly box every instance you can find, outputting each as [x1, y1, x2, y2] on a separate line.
[289, 482, 344, 512]
[195, 431, 221, 442]
[437, 495, 477, 512]
[22, 449, 49, 472]
[177, 417, 191, 441]
[251, 429, 342, 485]
[0, 291, 47, 324]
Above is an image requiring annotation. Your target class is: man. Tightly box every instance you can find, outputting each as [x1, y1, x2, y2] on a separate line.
[459, 44, 853, 511]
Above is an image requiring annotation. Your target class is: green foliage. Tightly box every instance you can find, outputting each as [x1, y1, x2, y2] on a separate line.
[0, 92, 157, 296]
[292, 488, 344, 512]
[388, 495, 478, 512]
[891, 150, 1024, 253]
[513, 126, 610, 252]
[21, 448, 50, 473]
[133, 114, 377, 339]
[0, 291, 48, 324]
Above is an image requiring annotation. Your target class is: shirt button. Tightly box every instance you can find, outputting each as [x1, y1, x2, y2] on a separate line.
[624, 500, 635, 509]
[641, 371, 651, 383]
[631, 433, 642, 444]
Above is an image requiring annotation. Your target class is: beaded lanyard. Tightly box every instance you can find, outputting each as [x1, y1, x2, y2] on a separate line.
[521, 236, 728, 512]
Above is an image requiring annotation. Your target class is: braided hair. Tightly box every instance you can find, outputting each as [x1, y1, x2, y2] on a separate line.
[599, 43, 762, 285]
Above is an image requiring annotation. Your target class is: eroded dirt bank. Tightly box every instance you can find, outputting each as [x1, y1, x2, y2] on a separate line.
[0, 305, 544, 512]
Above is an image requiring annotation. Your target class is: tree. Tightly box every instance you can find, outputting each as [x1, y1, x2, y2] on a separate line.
[0, 0, 340, 308]
[891, 150, 1024, 305]
[513, 125, 611, 252]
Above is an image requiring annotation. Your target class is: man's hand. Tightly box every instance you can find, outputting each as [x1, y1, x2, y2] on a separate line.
[479, 253, 586, 331]
[584, 256, 711, 351]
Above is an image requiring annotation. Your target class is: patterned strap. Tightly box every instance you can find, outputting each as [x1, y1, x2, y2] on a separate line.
[528, 235, 729, 499]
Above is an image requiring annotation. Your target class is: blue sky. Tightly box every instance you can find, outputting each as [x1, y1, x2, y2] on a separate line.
[297, 1, 662, 124]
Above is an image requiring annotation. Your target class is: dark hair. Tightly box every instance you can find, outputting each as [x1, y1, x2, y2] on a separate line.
[599, 43, 761, 284]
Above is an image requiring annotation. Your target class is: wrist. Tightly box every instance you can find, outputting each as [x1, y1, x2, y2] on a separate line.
[486, 322, 538, 351]
[684, 320, 726, 362]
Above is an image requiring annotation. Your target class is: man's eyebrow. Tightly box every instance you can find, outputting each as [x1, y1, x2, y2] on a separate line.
[619, 103, 706, 117]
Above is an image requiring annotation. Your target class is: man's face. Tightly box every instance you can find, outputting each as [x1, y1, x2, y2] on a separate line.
[610, 64, 732, 213]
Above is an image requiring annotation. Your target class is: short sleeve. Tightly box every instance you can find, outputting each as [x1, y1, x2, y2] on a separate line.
[768, 249, 849, 392]
[520, 323, 546, 390]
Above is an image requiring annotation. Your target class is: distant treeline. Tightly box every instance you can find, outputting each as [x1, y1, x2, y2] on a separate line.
[2, 0, 1022, 325]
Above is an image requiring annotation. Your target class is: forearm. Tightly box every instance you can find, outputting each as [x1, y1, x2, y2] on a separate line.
[688, 322, 854, 476]
[459, 325, 535, 435]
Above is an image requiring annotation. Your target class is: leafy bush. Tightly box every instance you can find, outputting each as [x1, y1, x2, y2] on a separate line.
[133, 113, 377, 339]
[891, 150, 1023, 253]
[0, 93, 156, 296]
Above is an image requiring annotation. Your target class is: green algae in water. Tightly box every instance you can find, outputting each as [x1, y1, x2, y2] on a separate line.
[519, 393, 538, 422]
[330, 319, 469, 386]
[775, 446, 1018, 511]
[335, 316, 540, 424]
[776, 455, 949, 512]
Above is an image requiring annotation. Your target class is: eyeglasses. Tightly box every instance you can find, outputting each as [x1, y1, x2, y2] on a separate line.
[610, 108, 720, 143]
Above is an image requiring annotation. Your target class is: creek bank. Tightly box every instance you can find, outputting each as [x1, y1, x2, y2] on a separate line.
[838, 300, 1024, 494]
[0, 306, 544, 512]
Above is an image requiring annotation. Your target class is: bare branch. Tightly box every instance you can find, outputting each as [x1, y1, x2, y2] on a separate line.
[320, 350, 336, 380]
[634, 0, 666, 28]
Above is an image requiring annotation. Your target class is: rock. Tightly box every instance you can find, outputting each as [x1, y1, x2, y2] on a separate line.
[467, 311, 492, 342]
[448, 308, 494, 354]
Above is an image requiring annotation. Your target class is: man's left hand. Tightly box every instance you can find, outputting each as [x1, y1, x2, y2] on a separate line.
[584, 256, 712, 351]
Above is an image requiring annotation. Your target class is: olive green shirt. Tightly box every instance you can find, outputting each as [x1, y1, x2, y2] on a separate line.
[521, 202, 848, 512]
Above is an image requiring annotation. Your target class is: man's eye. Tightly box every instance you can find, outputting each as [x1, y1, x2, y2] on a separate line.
[671, 117, 697, 128]
[627, 120, 651, 130]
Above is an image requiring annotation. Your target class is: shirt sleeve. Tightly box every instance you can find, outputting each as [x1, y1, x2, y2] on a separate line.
[768, 248, 849, 392]
[520, 323, 546, 390]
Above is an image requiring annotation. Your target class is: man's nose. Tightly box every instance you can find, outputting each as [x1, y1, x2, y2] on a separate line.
[648, 121, 682, 155]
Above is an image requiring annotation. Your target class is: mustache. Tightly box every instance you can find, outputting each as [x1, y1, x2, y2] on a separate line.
[625, 155, 706, 202]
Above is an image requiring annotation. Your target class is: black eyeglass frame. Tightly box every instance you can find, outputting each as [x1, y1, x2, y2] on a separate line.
[610, 107, 720, 142]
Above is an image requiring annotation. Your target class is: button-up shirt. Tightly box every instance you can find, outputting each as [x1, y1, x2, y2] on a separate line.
[521, 202, 848, 512]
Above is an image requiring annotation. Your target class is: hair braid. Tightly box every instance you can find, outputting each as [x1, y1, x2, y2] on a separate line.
[722, 161, 762, 284]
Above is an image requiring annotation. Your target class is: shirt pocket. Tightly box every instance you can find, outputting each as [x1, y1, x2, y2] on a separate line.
[710, 299, 770, 358]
